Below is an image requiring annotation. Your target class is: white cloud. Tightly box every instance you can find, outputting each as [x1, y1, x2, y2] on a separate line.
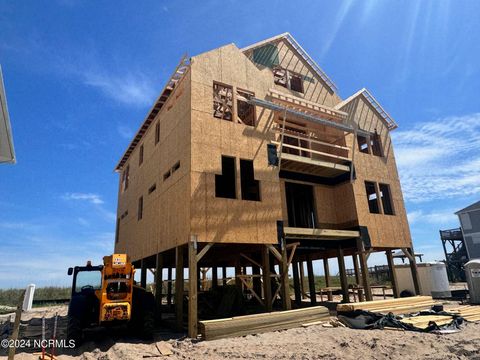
[393, 113, 480, 202]
[407, 209, 457, 225]
[62, 192, 104, 205]
[82, 70, 156, 107]
[117, 125, 134, 139]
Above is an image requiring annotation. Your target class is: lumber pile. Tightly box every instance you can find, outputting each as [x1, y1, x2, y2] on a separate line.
[337, 296, 438, 315]
[400, 315, 454, 329]
[449, 305, 480, 322]
[199, 306, 330, 340]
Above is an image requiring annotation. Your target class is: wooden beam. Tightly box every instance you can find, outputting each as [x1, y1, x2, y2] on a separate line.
[7, 291, 25, 360]
[188, 240, 198, 338]
[306, 256, 316, 305]
[196, 243, 214, 262]
[292, 261, 301, 306]
[406, 247, 421, 295]
[252, 265, 262, 297]
[175, 246, 184, 331]
[299, 261, 306, 299]
[280, 236, 291, 310]
[167, 267, 172, 306]
[212, 266, 218, 290]
[267, 244, 282, 262]
[357, 238, 372, 301]
[352, 254, 364, 302]
[337, 246, 350, 303]
[284, 227, 360, 239]
[240, 253, 262, 268]
[323, 258, 332, 301]
[386, 250, 399, 298]
[155, 252, 164, 318]
[262, 245, 272, 311]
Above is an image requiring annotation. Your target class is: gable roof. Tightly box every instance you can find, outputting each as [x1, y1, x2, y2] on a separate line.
[334, 88, 398, 131]
[455, 200, 480, 214]
[241, 32, 338, 94]
[0, 66, 15, 164]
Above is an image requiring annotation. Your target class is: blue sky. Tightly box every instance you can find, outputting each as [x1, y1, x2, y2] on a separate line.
[1, 1, 480, 288]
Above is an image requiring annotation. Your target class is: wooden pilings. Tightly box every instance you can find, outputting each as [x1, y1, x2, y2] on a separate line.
[386, 250, 399, 298]
[357, 238, 372, 301]
[323, 257, 333, 301]
[188, 238, 198, 338]
[155, 253, 163, 318]
[337, 246, 350, 303]
[140, 258, 147, 289]
[292, 261, 302, 305]
[306, 255, 316, 305]
[175, 246, 184, 331]
[262, 245, 272, 311]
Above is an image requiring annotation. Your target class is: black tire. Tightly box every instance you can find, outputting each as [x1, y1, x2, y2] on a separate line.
[67, 315, 83, 345]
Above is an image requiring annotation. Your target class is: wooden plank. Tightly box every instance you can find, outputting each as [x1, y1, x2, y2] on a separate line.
[267, 245, 282, 262]
[284, 227, 360, 239]
[357, 238, 372, 301]
[280, 236, 291, 310]
[337, 296, 434, 312]
[188, 240, 198, 338]
[196, 242, 214, 262]
[175, 246, 184, 331]
[292, 261, 301, 305]
[404, 247, 421, 295]
[199, 306, 330, 341]
[279, 152, 350, 172]
[272, 140, 351, 162]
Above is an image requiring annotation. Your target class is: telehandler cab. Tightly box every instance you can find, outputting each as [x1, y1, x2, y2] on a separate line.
[67, 254, 154, 342]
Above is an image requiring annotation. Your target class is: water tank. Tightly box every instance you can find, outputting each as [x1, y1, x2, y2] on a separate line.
[465, 259, 480, 304]
[429, 262, 451, 298]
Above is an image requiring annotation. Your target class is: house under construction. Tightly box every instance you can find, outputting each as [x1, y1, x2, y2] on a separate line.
[114, 33, 420, 338]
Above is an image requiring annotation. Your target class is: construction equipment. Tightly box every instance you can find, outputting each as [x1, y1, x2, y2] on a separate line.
[66, 254, 154, 343]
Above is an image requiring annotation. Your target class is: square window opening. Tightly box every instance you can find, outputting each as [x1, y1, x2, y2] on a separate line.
[371, 132, 383, 157]
[357, 135, 369, 154]
[289, 73, 304, 93]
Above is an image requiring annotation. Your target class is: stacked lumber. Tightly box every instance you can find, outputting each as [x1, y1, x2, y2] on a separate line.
[337, 296, 438, 315]
[449, 305, 480, 322]
[199, 306, 330, 340]
[400, 315, 454, 329]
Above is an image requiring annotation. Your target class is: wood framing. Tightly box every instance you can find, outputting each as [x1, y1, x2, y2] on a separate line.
[112, 33, 418, 337]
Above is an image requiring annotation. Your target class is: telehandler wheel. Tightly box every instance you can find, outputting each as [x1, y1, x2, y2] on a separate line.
[67, 315, 83, 345]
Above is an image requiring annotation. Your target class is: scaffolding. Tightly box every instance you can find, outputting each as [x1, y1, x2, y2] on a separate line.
[440, 228, 468, 282]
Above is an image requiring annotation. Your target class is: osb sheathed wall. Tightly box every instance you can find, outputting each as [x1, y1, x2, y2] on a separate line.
[115, 71, 192, 260]
[340, 95, 412, 249]
[189, 44, 282, 245]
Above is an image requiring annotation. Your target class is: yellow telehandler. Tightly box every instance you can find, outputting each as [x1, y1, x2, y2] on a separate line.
[66, 254, 154, 342]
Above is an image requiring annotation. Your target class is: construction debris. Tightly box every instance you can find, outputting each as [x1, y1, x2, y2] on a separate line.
[199, 306, 330, 340]
[449, 304, 480, 322]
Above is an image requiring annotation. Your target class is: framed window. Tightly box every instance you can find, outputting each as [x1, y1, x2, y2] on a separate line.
[357, 135, 369, 154]
[213, 83, 233, 121]
[289, 73, 304, 93]
[371, 132, 383, 157]
[365, 181, 380, 214]
[240, 159, 260, 201]
[155, 122, 160, 145]
[122, 165, 130, 192]
[237, 90, 256, 126]
[137, 196, 143, 220]
[379, 183, 394, 215]
[139, 144, 144, 166]
[215, 156, 236, 199]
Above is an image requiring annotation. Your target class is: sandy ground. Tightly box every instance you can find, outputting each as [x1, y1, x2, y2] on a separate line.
[2, 304, 480, 360]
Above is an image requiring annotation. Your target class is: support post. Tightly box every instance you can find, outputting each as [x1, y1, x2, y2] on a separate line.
[323, 257, 333, 301]
[357, 238, 372, 301]
[292, 261, 301, 306]
[299, 261, 305, 298]
[222, 266, 227, 286]
[167, 267, 172, 306]
[140, 258, 147, 289]
[280, 237, 291, 310]
[262, 245, 272, 311]
[337, 246, 350, 303]
[188, 238, 198, 338]
[212, 266, 218, 290]
[386, 250, 399, 298]
[155, 253, 163, 318]
[235, 258, 242, 291]
[306, 255, 316, 305]
[175, 246, 184, 331]
[406, 247, 421, 295]
[352, 254, 364, 302]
